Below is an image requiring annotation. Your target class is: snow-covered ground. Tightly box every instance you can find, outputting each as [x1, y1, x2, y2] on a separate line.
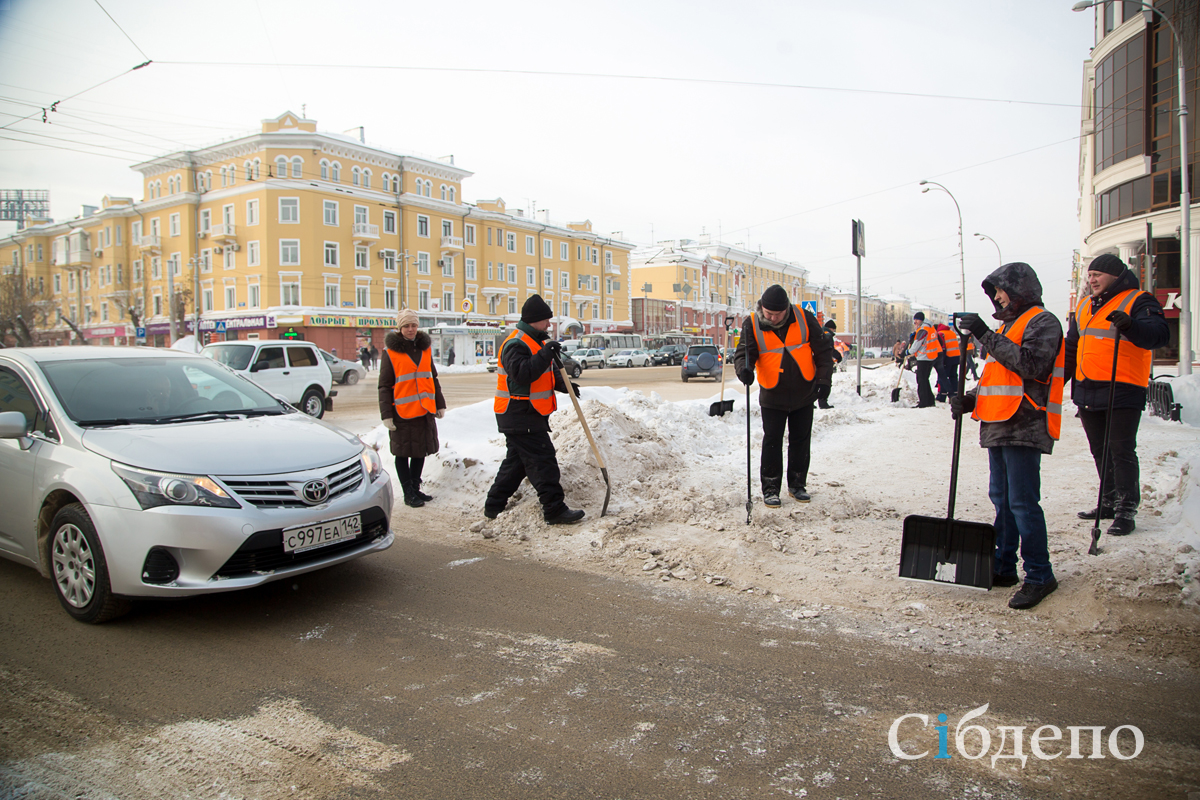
[359, 365, 1200, 672]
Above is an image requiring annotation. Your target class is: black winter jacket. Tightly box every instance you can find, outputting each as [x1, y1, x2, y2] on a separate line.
[733, 305, 834, 412]
[1063, 267, 1169, 411]
[495, 321, 570, 434]
[965, 262, 1064, 455]
[377, 330, 446, 458]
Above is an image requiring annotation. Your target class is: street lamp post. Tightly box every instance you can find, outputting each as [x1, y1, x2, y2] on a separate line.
[920, 180, 966, 312]
[974, 232, 1003, 266]
[1073, 0, 1191, 374]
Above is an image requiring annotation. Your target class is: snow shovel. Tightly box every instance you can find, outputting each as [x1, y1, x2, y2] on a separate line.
[898, 335, 994, 590]
[1089, 330, 1123, 556]
[709, 318, 736, 417]
[555, 357, 610, 517]
[889, 354, 907, 403]
[745, 376, 753, 525]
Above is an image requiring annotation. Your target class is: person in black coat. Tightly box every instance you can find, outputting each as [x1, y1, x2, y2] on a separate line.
[485, 295, 584, 525]
[732, 285, 835, 506]
[818, 319, 840, 409]
[1063, 253, 1169, 536]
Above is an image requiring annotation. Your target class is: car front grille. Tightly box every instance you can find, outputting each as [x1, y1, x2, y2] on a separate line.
[213, 506, 389, 578]
[221, 460, 363, 508]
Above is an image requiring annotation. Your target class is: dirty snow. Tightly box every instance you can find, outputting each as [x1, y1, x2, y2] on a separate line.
[360, 365, 1200, 671]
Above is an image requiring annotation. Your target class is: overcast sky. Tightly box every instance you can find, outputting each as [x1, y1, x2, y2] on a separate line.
[0, 0, 1099, 320]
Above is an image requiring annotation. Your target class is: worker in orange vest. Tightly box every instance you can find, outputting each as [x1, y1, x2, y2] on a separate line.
[951, 262, 1064, 610]
[908, 312, 942, 407]
[934, 322, 961, 402]
[1063, 253, 1169, 537]
[485, 294, 585, 525]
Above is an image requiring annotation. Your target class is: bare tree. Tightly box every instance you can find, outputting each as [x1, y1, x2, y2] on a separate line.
[0, 268, 51, 347]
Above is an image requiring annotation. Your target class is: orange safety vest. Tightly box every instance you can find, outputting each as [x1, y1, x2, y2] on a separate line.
[972, 306, 1065, 440]
[387, 347, 437, 419]
[915, 323, 943, 361]
[494, 330, 558, 415]
[751, 307, 816, 388]
[939, 328, 961, 358]
[1074, 289, 1152, 387]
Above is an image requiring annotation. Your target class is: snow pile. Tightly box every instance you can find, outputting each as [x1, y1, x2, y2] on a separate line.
[1164, 373, 1200, 428]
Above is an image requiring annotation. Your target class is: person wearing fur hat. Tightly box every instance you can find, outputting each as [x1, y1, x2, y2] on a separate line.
[732, 284, 835, 507]
[952, 262, 1064, 609]
[378, 308, 447, 508]
[1063, 253, 1169, 537]
[485, 294, 585, 525]
[817, 319, 840, 409]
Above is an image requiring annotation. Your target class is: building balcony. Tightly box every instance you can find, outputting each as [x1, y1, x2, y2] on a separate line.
[604, 263, 621, 275]
[353, 223, 380, 244]
[440, 235, 463, 253]
[210, 224, 236, 243]
[65, 248, 92, 266]
[138, 235, 161, 252]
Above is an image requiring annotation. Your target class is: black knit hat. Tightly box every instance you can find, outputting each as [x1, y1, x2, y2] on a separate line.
[824, 319, 837, 331]
[1088, 253, 1126, 277]
[761, 284, 789, 311]
[913, 311, 925, 321]
[520, 294, 553, 323]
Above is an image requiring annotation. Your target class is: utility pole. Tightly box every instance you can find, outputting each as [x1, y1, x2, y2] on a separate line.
[167, 254, 177, 343]
[191, 254, 200, 346]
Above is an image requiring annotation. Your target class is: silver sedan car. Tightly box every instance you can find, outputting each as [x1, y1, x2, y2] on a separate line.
[0, 347, 394, 623]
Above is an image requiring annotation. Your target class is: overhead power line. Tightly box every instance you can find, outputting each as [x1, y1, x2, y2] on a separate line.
[0, 62, 153, 132]
[92, 0, 150, 61]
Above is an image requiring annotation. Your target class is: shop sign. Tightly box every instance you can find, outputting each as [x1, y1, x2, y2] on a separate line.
[84, 324, 131, 339]
[305, 315, 399, 328]
[1155, 289, 1182, 319]
[198, 315, 274, 331]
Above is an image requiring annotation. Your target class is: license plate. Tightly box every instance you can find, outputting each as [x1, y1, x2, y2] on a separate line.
[282, 514, 362, 553]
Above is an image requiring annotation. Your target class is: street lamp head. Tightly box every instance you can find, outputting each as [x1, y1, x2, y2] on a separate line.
[919, 180, 929, 186]
[921, 187, 931, 194]
[1071, 1, 1096, 10]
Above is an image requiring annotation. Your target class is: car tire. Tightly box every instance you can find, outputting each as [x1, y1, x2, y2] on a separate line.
[344, 370, 360, 385]
[599, 361, 605, 369]
[48, 503, 130, 624]
[681, 374, 689, 383]
[300, 387, 325, 419]
[570, 364, 582, 378]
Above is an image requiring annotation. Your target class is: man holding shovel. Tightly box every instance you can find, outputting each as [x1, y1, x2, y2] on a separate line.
[733, 284, 834, 508]
[1063, 254, 1169, 538]
[950, 262, 1064, 610]
[485, 294, 585, 525]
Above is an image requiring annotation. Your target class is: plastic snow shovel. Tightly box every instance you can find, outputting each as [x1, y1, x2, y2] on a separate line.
[555, 358, 610, 517]
[898, 334, 994, 590]
[708, 318, 736, 417]
[889, 355, 907, 403]
[1089, 330, 1123, 556]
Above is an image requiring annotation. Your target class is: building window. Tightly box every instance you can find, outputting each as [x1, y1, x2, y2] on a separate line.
[246, 199, 259, 226]
[279, 198, 299, 223]
[418, 288, 430, 310]
[508, 297, 517, 315]
[448, 186, 455, 203]
[526, 266, 536, 286]
[506, 232, 516, 252]
[526, 235, 535, 255]
[383, 250, 396, 272]
[281, 278, 300, 305]
[323, 200, 338, 226]
[560, 271, 569, 290]
[465, 224, 475, 245]
[418, 215, 430, 237]
[248, 282, 260, 308]
[356, 284, 369, 307]
[442, 219, 453, 237]
[508, 264, 517, 283]
[606, 302, 613, 320]
[225, 285, 236, 309]
[1094, 36, 1145, 173]
[383, 210, 396, 234]
[355, 246, 369, 269]
[543, 239, 553, 259]
[384, 286, 397, 310]
[605, 251, 613, 267]
[324, 242, 339, 267]
[275, 156, 288, 178]
[352, 167, 361, 186]
[53, 274, 60, 293]
[247, 240, 260, 266]
[544, 268, 553, 288]
[320, 160, 329, 180]
[441, 256, 452, 277]
[151, 257, 161, 279]
[202, 287, 213, 312]
[562, 300, 569, 316]
[561, 242, 569, 261]
[330, 162, 340, 182]
[291, 157, 303, 178]
[465, 258, 476, 279]
[280, 240, 299, 265]
[440, 184, 447, 200]
[417, 252, 430, 274]
[325, 283, 339, 307]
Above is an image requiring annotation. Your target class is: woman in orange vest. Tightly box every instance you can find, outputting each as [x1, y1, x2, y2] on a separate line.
[950, 262, 1063, 610]
[909, 312, 942, 407]
[1063, 253, 1169, 536]
[378, 308, 446, 508]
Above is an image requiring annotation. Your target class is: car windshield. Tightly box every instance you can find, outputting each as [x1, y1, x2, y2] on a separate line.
[614, 350, 632, 356]
[690, 346, 718, 355]
[201, 343, 258, 371]
[40, 356, 287, 425]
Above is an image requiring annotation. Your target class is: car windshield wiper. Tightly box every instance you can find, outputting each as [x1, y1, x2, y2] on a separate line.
[151, 412, 244, 423]
[78, 418, 138, 427]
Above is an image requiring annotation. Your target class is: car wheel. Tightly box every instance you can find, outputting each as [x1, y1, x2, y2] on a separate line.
[599, 361, 605, 369]
[300, 388, 325, 419]
[570, 365, 582, 378]
[48, 503, 130, 624]
[344, 370, 360, 385]
[681, 374, 689, 382]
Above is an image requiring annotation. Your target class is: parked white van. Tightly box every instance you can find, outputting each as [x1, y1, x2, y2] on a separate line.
[202, 340, 335, 418]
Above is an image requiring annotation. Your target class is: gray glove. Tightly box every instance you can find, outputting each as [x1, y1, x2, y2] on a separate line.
[382, 418, 396, 431]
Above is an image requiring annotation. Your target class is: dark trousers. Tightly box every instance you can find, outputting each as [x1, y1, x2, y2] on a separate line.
[989, 446, 1054, 585]
[394, 456, 425, 493]
[915, 361, 936, 407]
[760, 404, 815, 494]
[486, 431, 567, 519]
[1078, 407, 1142, 515]
[964, 353, 979, 380]
[937, 357, 959, 399]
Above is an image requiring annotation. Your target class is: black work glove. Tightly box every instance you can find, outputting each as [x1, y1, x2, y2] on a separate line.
[737, 368, 754, 386]
[815, 384, 830, 401]
[571, 382, 581, 398]
[949, 394, 976, 419]
[543, 340, 563, 359]
[955, 312, 990, 340]
[1106, 309, 1133, 333]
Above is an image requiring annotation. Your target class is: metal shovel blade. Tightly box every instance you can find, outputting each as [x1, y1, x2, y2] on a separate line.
[898, 514, 995, 590]
[890, 387, 902, 403]
[708, 400, 735, 416]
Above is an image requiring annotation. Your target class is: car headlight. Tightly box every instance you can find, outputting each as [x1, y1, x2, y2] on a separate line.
[360, 446, 384, 483]
[112, 463, 241, 510]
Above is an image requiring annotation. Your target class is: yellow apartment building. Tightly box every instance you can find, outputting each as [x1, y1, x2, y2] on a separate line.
[0, 112, 634, 363]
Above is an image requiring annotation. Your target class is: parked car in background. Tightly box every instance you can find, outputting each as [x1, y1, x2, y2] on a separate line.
[681, 344, 723, 382]
[560, 339, 582, 354]
[0, 346, 394, 623]
[202, 340, 334, 419]
[576, 348, 607, 369]
[607, 349, 651, 368]
[487, 351, 582, 378]
[651, 344, 686, 366]
[319, 349, 367, 385]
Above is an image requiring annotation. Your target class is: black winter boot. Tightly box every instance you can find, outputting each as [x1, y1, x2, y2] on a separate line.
[402, 478, 425, 508]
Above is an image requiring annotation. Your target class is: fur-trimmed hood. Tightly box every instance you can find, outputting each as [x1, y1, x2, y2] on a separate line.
[385, 330, 431, 354]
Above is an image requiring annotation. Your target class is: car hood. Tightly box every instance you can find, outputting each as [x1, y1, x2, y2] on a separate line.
[81, 414, 364, 475]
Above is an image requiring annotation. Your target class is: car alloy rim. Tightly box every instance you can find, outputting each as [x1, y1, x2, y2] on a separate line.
[52, 524, 95, 608]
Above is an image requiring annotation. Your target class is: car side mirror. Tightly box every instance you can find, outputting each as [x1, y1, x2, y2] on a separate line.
[251, 360, 268, 373]
[0, 410, 29, 440]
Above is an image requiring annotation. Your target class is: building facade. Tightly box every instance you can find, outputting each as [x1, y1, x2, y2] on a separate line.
[1, 112, 634, 364]
[1076, 0, 1198, 362]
